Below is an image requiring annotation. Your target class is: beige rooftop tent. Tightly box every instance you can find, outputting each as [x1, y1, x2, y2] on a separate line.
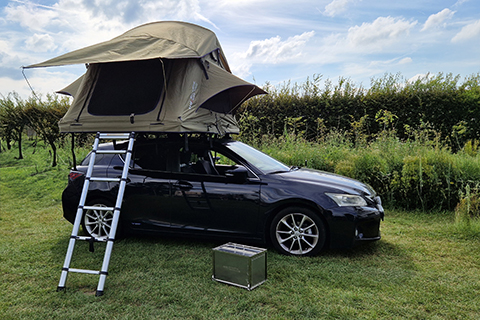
[24, 21, 266, 134]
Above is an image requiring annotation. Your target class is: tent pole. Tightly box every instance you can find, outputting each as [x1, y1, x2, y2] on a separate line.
[71, 133, 77, 171]
[184, 134, 189, 152]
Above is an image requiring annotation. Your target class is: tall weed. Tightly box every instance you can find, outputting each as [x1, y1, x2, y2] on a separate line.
[246, 115, 480, 213]
[454, 184, 480, 236]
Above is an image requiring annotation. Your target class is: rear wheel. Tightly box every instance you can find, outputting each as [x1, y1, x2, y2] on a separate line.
[82, 199, 116, 240]
[270, 207, 326, 256]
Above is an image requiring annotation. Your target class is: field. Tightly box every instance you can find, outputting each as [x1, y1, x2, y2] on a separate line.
[1, 141, 480, 319]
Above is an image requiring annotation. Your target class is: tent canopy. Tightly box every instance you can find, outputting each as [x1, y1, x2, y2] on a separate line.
[25, 21, 231, 71]
[25, 21, 266, 134]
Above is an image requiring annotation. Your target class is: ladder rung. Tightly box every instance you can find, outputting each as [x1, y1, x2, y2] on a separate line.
[69, 268, 101, 275]
[83, 206, 115, 211]
[99, 133, 131, 139]
[75, 236, 109, 242]
[90, 177, 121, 182]
[96, 150, 127, 155]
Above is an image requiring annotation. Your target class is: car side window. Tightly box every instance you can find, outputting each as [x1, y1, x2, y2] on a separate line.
[118, 140, 251, 177]
[135, 151, 167, 171]
[179, 149, 217, 175]
[128, 142, 181, 172]
[180, 147, 250, 178]
[109, 154, 125, 167]
[81, 153, 111, 166]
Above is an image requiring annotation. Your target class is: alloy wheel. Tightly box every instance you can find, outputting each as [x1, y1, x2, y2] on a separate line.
[275, 212, 320, 255]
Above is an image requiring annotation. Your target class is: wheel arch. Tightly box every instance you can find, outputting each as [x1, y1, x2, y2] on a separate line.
[85, 190, 116, 205]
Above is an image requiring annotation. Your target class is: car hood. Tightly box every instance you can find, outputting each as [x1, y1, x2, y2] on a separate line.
[274, 168, 376, 196]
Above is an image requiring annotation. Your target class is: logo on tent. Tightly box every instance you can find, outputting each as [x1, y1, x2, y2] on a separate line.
[189, 81, 198, 109]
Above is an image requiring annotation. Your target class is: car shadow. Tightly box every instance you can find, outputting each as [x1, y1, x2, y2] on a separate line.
[51, 232, 405, 262]
[49, 233, 416, 294]
[322, 240, 394, 258]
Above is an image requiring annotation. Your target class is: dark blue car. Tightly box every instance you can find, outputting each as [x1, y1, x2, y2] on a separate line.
[62, 135, 384, 256]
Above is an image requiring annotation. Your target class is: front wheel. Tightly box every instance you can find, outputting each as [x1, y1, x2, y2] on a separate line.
[270, 207, 326, 256]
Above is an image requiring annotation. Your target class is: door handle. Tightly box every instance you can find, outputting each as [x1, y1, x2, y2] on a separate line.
[117, 176, 131, 183]
[174, 180, 193, 189]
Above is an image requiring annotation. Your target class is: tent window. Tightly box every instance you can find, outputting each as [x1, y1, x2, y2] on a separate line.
[88, 59, 164, 116]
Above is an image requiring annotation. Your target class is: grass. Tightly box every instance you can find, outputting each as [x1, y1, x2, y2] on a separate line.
[1, 141, 480, 319]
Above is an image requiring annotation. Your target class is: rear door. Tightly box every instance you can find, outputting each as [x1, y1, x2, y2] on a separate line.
[115, 142, 174, 230]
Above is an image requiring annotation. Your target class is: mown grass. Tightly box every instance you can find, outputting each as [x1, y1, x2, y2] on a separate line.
[1, 140, 480, 319]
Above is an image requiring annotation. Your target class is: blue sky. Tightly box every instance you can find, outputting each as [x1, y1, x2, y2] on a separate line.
[1, 0, 479, 98]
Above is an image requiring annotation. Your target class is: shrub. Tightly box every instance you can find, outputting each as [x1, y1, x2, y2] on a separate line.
[334, 150, 389, 196]
[455, 185, 480, 230]
[240, 72, 480, 149]
[388, 150, 463, 211]
[463, 139, 479, 157]
[250, 125, 480, 212]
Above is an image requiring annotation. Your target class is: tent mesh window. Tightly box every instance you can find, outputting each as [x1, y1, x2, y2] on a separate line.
[88, 59, 165, 116]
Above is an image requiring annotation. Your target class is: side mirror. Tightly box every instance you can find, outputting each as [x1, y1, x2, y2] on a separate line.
[225, 166, 248, 183]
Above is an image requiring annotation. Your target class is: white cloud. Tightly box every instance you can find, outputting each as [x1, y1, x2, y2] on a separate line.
[451, 19, 480, 42]
[399, 57, 412, 64]
[367, 57, 412, 71]
[421, 8, 455, 31]
[342, 62, 382, 78]
[229, 31, 315, 79]
[25, 33, 57, 52]
[453, 0, 471, 7]
[4, 0, 219, 53]
[1, 0, 480, 98]
[0, 76, 31, 97]
[408, 73, 434, 83]
[230, 60, 253, 79]
[346, 16, 417, 50]
[4, 0, 121, 53]
[324, 0, 354, 18]
[16, 67, 84, 97]
[244, 31, 315, 64]
[4, 1, 61, 32]
[338, 56, 414, 82]
[0, 37, 36, 73]
[120, 0, 217, 29]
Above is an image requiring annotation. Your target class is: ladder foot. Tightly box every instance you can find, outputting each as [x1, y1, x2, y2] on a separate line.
[95, 290, 104, 297]
[57, 286, 66, 293]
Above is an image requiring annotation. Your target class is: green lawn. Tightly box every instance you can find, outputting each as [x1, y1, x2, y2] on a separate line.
[1, 145, 479, 319]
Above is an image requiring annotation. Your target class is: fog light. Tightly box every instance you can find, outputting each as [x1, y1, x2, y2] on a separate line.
[355, 228, 363, 239]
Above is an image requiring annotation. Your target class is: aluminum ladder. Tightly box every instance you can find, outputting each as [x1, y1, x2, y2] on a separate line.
[57, 132, 135, 296]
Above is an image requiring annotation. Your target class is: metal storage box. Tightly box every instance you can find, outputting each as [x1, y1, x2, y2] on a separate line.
[212, 243, 267, 290]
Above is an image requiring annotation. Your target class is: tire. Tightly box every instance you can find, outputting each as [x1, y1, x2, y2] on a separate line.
[270, 207, 326, 256]
[82, 198, 118, 240]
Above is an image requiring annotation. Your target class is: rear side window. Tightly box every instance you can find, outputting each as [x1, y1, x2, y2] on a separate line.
[110, 154, 125, 167]
[81, 153, 113, 166]
[87, 59, 165, 116]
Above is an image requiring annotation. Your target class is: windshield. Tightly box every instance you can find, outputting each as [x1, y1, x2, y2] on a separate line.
[225, 141, 290, 174]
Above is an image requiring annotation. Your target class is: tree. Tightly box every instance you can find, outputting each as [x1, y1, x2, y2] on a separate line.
[23, 95, 69, 167]
[0, 93, 29, 159]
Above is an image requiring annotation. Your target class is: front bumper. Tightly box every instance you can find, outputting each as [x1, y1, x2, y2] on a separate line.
[327, 205, 383, 249]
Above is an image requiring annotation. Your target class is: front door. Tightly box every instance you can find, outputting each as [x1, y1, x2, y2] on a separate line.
[169, 146, 261, 236]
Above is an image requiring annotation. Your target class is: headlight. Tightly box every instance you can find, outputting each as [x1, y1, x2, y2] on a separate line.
[325, 193, 367, 207]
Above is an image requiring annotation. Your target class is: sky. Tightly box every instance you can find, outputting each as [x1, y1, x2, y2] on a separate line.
[1, 0, 480, 98]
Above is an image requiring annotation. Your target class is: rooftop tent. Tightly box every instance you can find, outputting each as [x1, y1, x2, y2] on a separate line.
[24, 21, 266, 134]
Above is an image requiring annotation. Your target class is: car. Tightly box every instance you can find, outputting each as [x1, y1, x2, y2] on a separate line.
[62, 134, 384, 256]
